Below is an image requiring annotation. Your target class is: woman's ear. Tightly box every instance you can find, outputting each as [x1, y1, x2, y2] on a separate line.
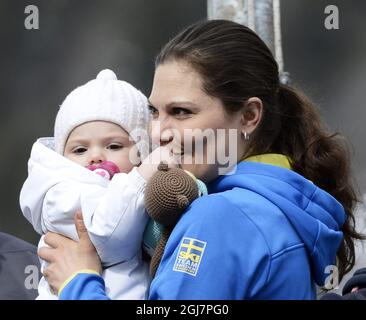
[240, 97, 263, 136]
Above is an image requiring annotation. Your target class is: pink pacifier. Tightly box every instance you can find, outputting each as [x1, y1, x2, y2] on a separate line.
[86, 161, 120, 180]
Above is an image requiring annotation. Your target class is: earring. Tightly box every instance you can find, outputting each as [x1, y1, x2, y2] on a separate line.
[244, 132, 250, 141]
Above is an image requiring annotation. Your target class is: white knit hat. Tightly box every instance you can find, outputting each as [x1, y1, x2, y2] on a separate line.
[54, 69, 150, 159]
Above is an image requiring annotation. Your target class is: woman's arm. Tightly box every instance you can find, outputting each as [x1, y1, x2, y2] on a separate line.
[41, 195, 270, 300]
[59, 272, 109, 300]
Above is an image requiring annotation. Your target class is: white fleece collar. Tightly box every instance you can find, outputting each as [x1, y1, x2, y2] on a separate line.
[29, 137, 110, 187]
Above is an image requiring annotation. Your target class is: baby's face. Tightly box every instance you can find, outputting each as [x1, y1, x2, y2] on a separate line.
[64, 121, 137, 173]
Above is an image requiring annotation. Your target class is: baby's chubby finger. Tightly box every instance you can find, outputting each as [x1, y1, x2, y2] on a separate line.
[138, 145, 182, 181]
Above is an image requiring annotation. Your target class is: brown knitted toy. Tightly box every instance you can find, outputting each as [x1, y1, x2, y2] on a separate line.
[144, 162, 200, 277]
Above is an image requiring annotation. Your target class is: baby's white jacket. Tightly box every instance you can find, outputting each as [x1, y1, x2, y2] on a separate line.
[19, 138, 150, 299]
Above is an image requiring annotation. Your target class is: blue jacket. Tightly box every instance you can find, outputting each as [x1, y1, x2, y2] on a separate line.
[60, 158, 346, 300]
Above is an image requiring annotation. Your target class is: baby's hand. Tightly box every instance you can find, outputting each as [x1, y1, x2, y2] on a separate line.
[137, 146, 181, 181]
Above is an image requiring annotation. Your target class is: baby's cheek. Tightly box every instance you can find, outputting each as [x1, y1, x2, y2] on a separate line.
[115, 149, 137, 173]
[118, 161, 135, 174]
[65, 153, 86, 167]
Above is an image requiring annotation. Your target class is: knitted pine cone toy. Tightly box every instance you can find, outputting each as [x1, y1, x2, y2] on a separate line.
[144, 162, 203, 277]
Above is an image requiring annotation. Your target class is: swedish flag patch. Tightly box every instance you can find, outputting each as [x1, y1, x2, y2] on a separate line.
[173, 237, 206, 276]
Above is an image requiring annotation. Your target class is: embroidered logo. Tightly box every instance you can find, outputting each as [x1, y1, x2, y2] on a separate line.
[173, 237, 206, 276]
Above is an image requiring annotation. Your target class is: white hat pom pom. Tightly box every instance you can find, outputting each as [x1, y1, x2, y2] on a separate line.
[96, 69, 117, 81]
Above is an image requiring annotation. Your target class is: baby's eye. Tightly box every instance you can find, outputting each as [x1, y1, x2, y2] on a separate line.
[107, 144, 123, 150]
[73, 147, 87, 154]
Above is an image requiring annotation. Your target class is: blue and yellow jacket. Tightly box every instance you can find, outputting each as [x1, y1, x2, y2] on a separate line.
[59, 154, 346, 300]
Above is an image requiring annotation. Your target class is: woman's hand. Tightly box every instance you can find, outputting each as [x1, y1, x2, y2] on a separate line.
[38, 211, 102, 293]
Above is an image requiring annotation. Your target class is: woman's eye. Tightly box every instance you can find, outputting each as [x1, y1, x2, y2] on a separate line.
[73, 147, 87, 154]
[108, 144, 123, 150]
[172, 107, 191, 116]
[148, 105, 158, 118]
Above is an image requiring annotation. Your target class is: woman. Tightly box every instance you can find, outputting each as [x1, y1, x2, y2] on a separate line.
[39, 19, 364, 299]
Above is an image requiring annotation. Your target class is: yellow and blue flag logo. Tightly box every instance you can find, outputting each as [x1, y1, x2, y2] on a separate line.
[173, 237, 206, 276]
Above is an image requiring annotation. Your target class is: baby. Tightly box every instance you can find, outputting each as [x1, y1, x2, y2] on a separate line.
[20, 69, 173, 299]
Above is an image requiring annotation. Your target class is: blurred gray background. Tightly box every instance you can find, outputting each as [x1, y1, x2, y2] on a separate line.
[0, 0, 365, 265]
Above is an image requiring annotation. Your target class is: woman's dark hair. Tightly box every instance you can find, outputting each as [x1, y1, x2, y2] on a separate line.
[156, 19, 365, 283]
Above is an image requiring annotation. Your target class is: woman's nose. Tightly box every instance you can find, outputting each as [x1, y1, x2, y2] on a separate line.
[150, 120, 174, 146]
[160, 130, 174, 146]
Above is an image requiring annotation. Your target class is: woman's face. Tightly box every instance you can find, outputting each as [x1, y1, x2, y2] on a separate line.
[148, 61, 246, 183]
